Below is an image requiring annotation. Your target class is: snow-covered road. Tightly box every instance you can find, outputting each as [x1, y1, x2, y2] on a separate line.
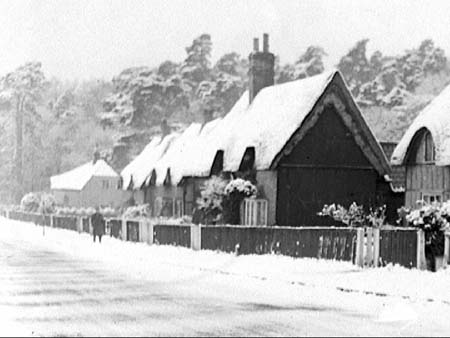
[1, 218, 449, 336]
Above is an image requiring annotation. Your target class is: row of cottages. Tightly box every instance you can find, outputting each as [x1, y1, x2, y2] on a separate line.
[392, 83, 450, 207]
[122, 34, 400, 226]
[50, 152, 130, 208]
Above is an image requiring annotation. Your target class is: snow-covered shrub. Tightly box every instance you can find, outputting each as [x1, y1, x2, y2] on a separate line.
[318, 202, 385, 227]
[38, 193, 56, 214]
[196, 176, 228, 224]
[223, 178, 257, 225]
[54, 206, 96, 216]
[224, 178, 257, 197]
[85, 207, 96, 216]
[403, 201, 448, 232]
[20, 193, 41, 213]
[123, 204, 150, 219]
[101, 206, 116, 217]
[401, 200, 449, 271]
[195, 176, 258, 225]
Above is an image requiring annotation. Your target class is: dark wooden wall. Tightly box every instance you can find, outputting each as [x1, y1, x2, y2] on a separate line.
[276, 104, 381, 226]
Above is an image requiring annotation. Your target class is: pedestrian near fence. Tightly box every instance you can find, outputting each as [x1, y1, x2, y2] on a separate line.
[91, 206, 105, 243]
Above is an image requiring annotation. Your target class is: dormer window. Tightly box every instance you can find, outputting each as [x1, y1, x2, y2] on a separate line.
[239, 147, 255, 172]
[424, 131, 436, 163]
[405, 129, 436, 165]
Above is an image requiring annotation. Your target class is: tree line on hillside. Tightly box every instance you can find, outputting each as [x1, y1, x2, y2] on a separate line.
[0, 34, 449, 203]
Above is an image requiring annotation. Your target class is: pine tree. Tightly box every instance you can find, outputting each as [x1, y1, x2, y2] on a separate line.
[0, 62, 47, 201]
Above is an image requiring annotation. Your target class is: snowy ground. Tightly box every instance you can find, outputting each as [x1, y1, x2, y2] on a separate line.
[1, 217, 450, 336]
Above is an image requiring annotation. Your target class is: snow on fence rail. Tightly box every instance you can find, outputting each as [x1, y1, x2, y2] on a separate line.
[2, 210, 440, 269]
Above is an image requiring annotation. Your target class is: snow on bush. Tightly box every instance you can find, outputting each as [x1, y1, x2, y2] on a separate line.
[223, 178, 257, 225]
[318, 202, 386, 227]
[196, 176, 228, 224]
[55, 206, 96, 217]
[401, 200, 450, 271]
[224, 178, 257, 197]
[403, 200, 450, 232]
[20, 192, 57, 214]
[38, 193, 56, 214]
[20, 193, 42, 213]
[123, 204, 150, 219]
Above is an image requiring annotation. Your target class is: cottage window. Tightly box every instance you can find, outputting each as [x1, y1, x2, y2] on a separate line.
[161, 198, 174, 217]
[102, 180, 110, 189]
[154, 197, 163, 217]
[173, 199, 183, 218]
[424, 132, 436, 163]
[421, 192, 442, 204]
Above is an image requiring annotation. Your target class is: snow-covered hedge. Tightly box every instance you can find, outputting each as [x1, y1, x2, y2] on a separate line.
[55, 206, 96, 217]
[123, 204, 150, 219]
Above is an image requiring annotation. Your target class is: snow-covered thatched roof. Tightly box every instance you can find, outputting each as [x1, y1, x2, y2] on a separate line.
[391, 83, 450, 166]
[122, 70, 391, 189]
[51, 159, 119, 191]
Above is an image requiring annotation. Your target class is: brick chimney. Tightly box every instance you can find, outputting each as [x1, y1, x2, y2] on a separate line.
[248, 33, 275, 104]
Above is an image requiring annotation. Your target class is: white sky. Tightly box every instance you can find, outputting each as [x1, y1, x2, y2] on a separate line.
[1, 0, 450, 81]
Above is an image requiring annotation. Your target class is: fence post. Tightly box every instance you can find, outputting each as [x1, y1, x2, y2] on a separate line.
[190, 224, 201, 251]
[444, 231, 450, 268]
[77, 217, 82, 233]
[373, 228, 380, 268]
[366, 228, 374, 267]
[355, 228, 365, 267]
[148, 220, 154, 245]
[121, 217, 127, 241]
[417, 230, 426, 270]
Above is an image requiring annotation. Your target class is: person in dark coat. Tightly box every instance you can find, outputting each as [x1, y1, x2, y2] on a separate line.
[91, 206, 105, 243]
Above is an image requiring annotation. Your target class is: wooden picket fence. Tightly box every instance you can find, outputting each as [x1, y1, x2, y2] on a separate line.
[3, 209, 445, 269]
[354, 227, 425, 269]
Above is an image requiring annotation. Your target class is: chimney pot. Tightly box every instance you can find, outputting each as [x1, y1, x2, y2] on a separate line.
[253, 38, 259, 52]
[263, 33, 269, 52]
[248, 34, 275, 104]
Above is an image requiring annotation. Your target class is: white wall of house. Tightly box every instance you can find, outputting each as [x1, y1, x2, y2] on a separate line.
[52, 176, 131, 208]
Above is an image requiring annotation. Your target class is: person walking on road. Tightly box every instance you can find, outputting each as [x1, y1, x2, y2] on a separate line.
[91, 206, 105, 243]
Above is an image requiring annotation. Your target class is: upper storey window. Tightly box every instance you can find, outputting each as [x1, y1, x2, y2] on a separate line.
[424, 131, 436, 163]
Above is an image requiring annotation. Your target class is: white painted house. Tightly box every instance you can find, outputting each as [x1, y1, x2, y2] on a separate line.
[50, 156, 130, 208]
